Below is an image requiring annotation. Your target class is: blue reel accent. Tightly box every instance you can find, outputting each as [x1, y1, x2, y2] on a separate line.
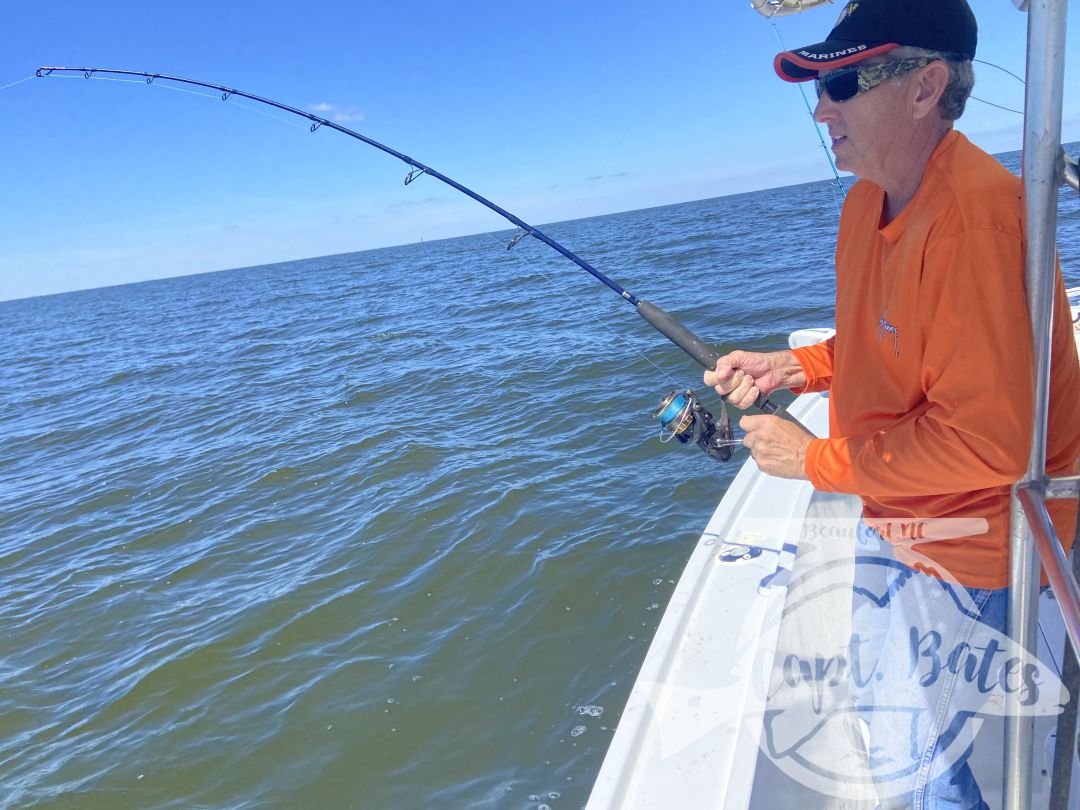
[657, 394, 688, 428]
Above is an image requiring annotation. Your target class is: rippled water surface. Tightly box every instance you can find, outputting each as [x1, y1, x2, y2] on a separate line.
[2, 146, 1079, 809]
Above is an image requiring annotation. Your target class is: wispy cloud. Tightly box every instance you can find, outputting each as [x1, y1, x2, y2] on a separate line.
[388, 197, 446, 210]
[586, 171, 633, 182]
[306, 101, 366, 123]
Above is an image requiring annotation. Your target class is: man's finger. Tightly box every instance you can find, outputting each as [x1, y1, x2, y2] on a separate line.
[740, 415, 768, 432]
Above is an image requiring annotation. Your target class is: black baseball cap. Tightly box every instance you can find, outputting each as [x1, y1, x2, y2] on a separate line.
[774, 0, 978, 82]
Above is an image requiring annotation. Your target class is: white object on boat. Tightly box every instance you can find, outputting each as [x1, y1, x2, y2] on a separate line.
[787, 327, 835, 350]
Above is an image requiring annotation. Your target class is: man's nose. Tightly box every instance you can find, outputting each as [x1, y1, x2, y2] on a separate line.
[813, 91, 835, 124]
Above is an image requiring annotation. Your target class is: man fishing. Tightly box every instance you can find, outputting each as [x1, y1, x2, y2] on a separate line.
[704, 0, 1080, 806]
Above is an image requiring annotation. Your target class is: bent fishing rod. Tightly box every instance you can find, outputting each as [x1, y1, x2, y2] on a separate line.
[36, 66, 815, 458]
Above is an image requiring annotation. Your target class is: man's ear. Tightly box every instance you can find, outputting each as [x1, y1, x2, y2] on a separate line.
[912, 61, 949, 120]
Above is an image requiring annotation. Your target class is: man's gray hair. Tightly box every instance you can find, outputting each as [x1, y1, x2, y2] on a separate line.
[889, 45, 975, 121]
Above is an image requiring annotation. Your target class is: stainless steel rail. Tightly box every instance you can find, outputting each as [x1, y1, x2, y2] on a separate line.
[1046, 474, 1080, 499]
[1065, 152, 1079, 193]
[1051, 519, 1080, 809]
[1017, 485, 1080, 654]
[1004, 0, 1073, 807]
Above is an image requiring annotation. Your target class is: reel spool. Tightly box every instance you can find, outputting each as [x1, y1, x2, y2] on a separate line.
[653, 389, 738, 462]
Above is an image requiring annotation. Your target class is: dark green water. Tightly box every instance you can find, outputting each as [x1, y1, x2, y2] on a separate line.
[2, 153, 1078, 808]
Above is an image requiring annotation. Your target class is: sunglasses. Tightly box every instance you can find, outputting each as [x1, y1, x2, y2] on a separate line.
[814, 57, 934, 103]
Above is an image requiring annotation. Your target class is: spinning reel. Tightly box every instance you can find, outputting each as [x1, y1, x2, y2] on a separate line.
[653, 389, 741, 462]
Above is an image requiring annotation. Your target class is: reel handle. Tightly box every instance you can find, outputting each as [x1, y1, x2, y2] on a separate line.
[636, 299, 816, 437]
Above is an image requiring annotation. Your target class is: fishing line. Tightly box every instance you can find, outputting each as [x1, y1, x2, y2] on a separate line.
[0, 76, 35, 92]
[35, 65, 814, 452]
[970, 59, 1025, 116]
[46, 73, 308, 131]
[769, 22, 847, 217]
[975, 58, 1026, 85]
[154, 83, 309, 130]
[480, 230, 681, 387]
[577, 122, 637, 223]
[970, 97, 1024, 116]
[474, 230, 739, 454]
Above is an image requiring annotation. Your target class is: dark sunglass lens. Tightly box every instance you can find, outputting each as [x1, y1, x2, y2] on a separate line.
[824, 69, 860, 102]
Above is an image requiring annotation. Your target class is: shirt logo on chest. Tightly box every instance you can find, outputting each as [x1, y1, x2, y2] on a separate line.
[877, 308, 900, 357]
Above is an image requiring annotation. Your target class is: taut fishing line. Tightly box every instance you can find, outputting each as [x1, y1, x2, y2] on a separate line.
[43, 73, 310, 131]
[479, 230, 681, 389]
[0, 76, 35, 92]
[971, 58, 1026, 116]
[769, 23, 847, 217]
[479, 231, 714, 447]
[34, 65, 817, 459]
[482, 237, 744, 452]
[974, 58, 1025, 85]
[970, 97, 1024, 116]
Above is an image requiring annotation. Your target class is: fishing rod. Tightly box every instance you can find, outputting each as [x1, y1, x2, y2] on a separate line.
[35, 66, 815, 458]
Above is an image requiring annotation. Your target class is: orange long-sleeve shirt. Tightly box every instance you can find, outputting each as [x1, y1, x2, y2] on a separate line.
[792, 130, 1080, 589]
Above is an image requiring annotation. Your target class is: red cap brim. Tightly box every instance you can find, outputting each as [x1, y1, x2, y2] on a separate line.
[774, 42, 899, 82]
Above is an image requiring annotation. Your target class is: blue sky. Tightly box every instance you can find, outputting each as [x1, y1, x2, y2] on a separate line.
[2, 1, 1078, 301]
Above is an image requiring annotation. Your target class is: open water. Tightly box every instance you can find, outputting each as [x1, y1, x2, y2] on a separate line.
[2, 147, 1079, 809]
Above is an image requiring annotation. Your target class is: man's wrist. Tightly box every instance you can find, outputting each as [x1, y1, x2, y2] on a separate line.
[774, 350, 808, 390]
